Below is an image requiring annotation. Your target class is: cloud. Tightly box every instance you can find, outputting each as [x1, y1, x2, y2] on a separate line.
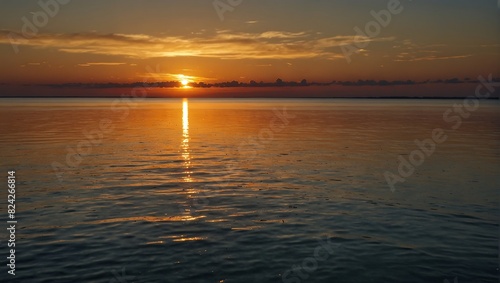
[0, 29, 393, 61]
[259, 31, 306, 39]
[316, 35, 394, 48]
[38, 77, 493, 90]
[391, 39, 473, 62]
[144, 73, 216, 82]
[77, 62, 127, 67]
[480, 44, 500, 48]
[395, 54, 472, 62]
[20, 61, 49, 67]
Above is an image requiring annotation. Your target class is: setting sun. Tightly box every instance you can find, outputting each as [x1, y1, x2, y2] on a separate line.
[177, 74, 190, 87]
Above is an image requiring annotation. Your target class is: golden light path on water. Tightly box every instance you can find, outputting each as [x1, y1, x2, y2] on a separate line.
[177, 98, 209, 234]
[182, 98, 192, 182]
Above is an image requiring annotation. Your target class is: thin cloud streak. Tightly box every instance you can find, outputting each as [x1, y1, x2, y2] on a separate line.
[77, 62, 128, 67]
[395, 55, 472, 62]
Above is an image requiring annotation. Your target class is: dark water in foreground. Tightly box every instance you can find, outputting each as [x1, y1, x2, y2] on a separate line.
[0, 98, 499, 283]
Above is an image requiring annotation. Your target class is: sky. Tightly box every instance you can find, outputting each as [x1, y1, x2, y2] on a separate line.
[0, 0, 498, 97]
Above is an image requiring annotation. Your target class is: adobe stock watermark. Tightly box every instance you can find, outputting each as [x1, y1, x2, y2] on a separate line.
[213, 0, 243, 21]
[282, 237, 341, 283]
[341, 0, 409, 63]
[8, 0, 71, 54]
[51, 65, 162, 182]
[385, 74, 500, 192]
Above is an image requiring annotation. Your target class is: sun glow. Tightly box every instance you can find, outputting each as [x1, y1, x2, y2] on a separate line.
[178, 74, 191, 88]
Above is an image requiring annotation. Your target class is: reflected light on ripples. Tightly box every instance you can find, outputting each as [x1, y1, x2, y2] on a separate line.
[172, 237, 206, 242]
[182, 98, 192, 182]
[91, 215, 206, 224]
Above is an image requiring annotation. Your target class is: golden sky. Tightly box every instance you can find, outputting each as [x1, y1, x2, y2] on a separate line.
[0, 0, 498, 96]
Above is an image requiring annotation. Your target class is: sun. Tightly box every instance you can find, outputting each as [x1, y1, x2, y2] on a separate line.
[177, 74, 192, 88]
[178, 74, 191, 87]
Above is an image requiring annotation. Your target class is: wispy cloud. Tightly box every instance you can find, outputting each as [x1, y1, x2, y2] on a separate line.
[141, 73, 216, 82]
[395, 54, 472, 62]
[0, 29, 393, 61]
[20, 61, 48, 67]
[392, 39, 472, 62]
[77, 62, 127, 67]
[480, 43, 500, 48]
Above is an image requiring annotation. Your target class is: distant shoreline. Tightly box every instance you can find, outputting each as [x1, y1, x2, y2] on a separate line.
[1, 96, 499, 100]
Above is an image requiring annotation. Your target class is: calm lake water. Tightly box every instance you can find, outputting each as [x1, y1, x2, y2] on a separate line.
[0, 98, 499, 283]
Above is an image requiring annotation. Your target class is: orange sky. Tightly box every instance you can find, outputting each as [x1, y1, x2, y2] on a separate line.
[0, 0, 498, 97]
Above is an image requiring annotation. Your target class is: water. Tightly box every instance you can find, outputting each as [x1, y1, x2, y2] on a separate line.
[0, 98, 498, 283]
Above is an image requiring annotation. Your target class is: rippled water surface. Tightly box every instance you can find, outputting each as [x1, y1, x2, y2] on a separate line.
[0, 98, 499, 283]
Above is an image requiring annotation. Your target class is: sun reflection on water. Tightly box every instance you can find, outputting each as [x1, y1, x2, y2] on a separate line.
[181, 98, 192, 182]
